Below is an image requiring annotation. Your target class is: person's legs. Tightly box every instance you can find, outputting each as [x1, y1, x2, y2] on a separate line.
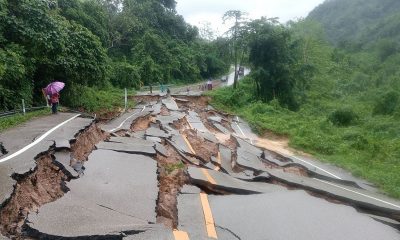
[51, 103, 58, 114]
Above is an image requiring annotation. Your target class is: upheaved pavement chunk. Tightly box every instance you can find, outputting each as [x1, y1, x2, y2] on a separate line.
[54, 151, 79, 178]
[162, 98, 179, 111]
[267, 168, 400, 218]
[208, 116, 222, 123]
[156, 112, 185, 126]
[235, 147, 265, 171]
[188, 167, 283, 194]
[212, 122, 231, 135]
[177, 192, 211, 240]
[198, 131, 218, 143]
[96, 141, 156, 156]
[27, 150, 158, 237]
[187, 111, 208, 132]
[208, 191, 400, 240]
[0, 167, 15, 206]
[235, 137, 263, 157]
[101, 109, 143, 132]
[145, 127, 171, 138]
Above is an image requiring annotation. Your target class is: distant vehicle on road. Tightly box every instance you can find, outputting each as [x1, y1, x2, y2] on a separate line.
[221, 76, 228, 82]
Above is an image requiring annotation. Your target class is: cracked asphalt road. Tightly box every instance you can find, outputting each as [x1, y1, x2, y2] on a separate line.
[0, 94, 399, 239]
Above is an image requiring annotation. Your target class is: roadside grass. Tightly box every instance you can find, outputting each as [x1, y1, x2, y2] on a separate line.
[0, 109, 50, 133]
[208, 82, 400, 199]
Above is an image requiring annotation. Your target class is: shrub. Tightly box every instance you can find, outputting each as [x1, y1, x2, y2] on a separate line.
[328, 107, 358, 126]
[373, 90, 399, 115]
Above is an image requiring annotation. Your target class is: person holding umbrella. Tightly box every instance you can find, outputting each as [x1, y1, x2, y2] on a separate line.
[44, 81, 65, 114]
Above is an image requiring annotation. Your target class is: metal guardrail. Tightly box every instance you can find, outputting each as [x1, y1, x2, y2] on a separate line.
[0, 106, 48, 119]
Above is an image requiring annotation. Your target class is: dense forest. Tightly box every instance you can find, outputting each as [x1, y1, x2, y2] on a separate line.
[211, 0, 400, 198]
[0, 0, 230, 111]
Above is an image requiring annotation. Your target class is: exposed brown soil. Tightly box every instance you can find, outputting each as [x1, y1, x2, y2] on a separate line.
[96, 109, 124, 122]
[171, 117, 190, 132]
[70, 123, 108, 162]
[160, 105, 170, 116]
[155, 144, 188, 229]
[131, 95, 161, 103]
[130, 115, 153, 132]
[0, 154, 69, 239]
[283, 166, 309, 177]
[174, 96, 210, 111]
[183, 129, 218, 163]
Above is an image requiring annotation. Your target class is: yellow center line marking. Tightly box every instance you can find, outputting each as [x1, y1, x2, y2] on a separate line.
[185, 116, 194, 130]
[200, 192, 218, 239]
[173, 230, 190, 240]
[213, 152, 221, 171]
[182, 134, 196, 154]
[201, 168, 217, 185]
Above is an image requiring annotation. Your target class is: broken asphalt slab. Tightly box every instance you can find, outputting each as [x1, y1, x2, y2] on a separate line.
[0, 112, 80, 157]
[145, 127, 171, 138]
[162, 98, 179, 111]
[177, 192, 212, 240]
[266, 168, 400, 219]
[188, 167, 283, 194]
[100, 108, 144, 132]
[208, 190, 400, 240]
[27, 149, 158, 237]
[186, 111, 208, 133]
[156, 112, 185, 126]
[211, 122, 231, 135]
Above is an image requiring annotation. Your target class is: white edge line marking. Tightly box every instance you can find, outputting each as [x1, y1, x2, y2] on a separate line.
[291, 156, 342, 180]
[0, 114, 81, 163]
[235, 116, 339, 179]
[235, 117, 253, 144]
[109, 106, 145, 132]
[315, 178, 400, 209]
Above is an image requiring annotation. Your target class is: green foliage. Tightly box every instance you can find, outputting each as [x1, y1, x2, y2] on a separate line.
[328, 107, 359, 126]
[248, 20, 313, 110]
[62, 84, 127, 112]
[373, 90, 399, 115]
[110, 61, 140, 89]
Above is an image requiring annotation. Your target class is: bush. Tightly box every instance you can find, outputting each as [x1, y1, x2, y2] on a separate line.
[373, 90, 399, 115]
[328, 107, 359, 126]
[62, 83, 127, 112]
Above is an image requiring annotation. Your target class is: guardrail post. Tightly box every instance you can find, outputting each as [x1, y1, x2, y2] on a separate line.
[124, 88, 127, 111]
[22, 99, 26, 115]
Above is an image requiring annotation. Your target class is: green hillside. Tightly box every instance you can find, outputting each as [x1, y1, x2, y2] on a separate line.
[308, 0, 400, 48]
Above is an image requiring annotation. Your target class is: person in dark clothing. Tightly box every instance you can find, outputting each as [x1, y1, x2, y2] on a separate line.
[49, 92, 60, 114]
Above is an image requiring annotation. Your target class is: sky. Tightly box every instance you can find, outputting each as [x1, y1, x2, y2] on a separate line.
[176, 0, 326, 36]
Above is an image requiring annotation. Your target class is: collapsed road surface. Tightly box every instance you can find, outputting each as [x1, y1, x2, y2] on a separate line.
[0, 95, 399, 240]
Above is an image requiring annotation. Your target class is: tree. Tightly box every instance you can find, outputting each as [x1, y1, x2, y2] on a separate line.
[248, 20, 313, 110]
[223, 10, 248, 89]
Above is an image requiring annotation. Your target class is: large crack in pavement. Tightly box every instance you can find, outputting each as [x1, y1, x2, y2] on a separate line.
[0, 122, 108, 239]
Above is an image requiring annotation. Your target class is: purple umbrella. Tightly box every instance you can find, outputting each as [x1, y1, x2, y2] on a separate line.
[45, 81, 65, 95]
